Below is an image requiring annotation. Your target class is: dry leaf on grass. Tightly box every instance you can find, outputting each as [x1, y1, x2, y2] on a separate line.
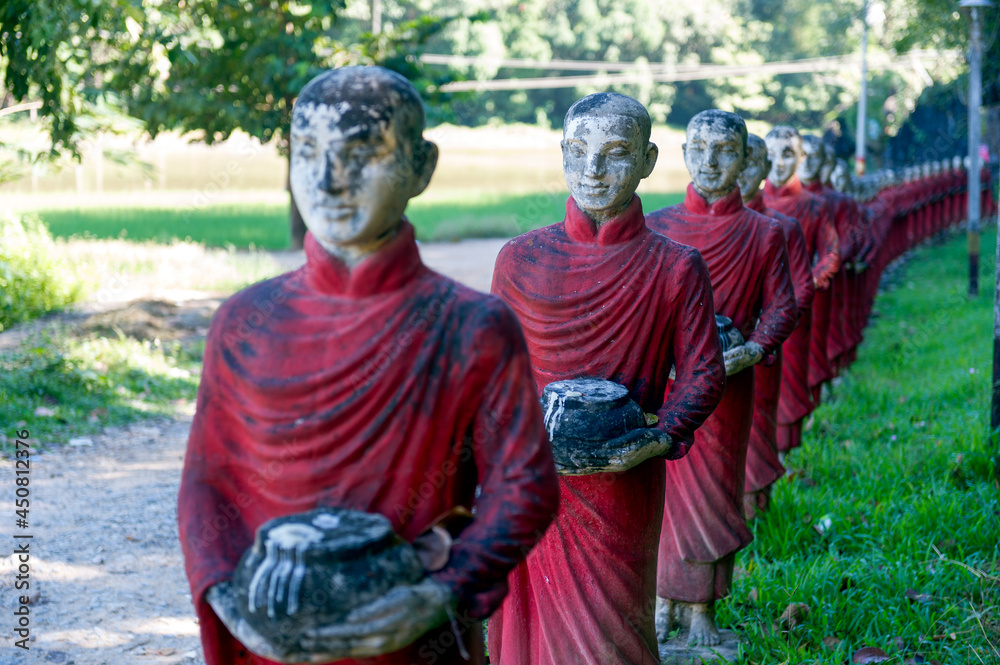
[852, 646, 890, 663]
[774, 602, 810, 633]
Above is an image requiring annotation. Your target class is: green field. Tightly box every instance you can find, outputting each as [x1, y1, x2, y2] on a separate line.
[725, 231, 1000, 663]
[31, 192, 688, 248]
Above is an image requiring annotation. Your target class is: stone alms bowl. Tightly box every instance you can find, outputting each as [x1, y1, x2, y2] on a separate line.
[541, 378, 647, 471]
[716, 314, 745, 352]
[232, 507, 424, 655]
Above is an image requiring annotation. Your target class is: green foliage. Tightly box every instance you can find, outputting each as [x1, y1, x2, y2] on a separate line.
[0, 331, 202, 447]
[0, 0, 152, 155]
[0, 214, 84, 331]
[721, 230, 1000, 663]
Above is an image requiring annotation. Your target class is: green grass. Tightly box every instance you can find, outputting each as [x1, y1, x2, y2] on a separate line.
[722, 230, 1000, 664]
[31, 192, 687, 248]
[0, 331, 202, 448]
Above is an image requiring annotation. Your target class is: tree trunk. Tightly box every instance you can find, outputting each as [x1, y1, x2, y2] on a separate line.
[287, 157, 306, 249]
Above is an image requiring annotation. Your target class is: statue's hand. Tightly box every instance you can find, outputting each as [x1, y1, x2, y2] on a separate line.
[206, 581, 288, 662]
[723, 341, 764, 376]
[556, 427, 674, 475]
[296, 578, 454, 661]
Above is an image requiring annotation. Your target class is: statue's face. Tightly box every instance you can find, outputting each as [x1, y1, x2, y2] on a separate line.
[562, 113, 655, 220]
[831, 162, 850, 192]
[820, 152, 836, 184]
[683, 120, 746, 200]
[797, 141, 825, 182]
[290, 102, 427, 249]
[766, 135, 800, 187]
[737, 144, 768, 201]
[953, 156, 963, 171]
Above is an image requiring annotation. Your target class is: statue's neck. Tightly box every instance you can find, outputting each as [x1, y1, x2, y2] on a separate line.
[318, 222, 402, 269]
[693, 184, 731, 205]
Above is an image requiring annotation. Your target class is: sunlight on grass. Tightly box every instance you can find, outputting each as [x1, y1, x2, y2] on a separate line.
[722, 229, 1000, 664]
[31, 191, 687, 248]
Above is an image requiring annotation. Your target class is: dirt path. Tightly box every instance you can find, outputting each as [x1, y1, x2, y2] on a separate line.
[0, 418, 203, 665]
[0, 238, 508, 665]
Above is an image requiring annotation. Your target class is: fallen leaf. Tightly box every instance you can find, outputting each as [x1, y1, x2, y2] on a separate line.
[822, 636, 842, 649]
[893, 636, 906, 651]
[905, 588, 933, 604]
[34, 406, 56, 417]
[903, 655, 928, 665]
[852, 646, 890, 663]
[775, 602, 810, 632]
[749, 587, 759, 604]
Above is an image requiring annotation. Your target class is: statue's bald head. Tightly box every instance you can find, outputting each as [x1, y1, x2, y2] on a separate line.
[765, 126, 801, 151]
[746, 134, 769, 168]
[564, 92, 652, 146]
[687, 110, 748, 153]
[293, 66, 425, 149]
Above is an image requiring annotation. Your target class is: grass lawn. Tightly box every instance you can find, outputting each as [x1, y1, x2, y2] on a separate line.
[723, 230, 1000, 664]
[31, 191, 687, 248]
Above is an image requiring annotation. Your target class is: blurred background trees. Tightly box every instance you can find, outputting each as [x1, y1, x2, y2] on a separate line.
[2, 0, 995, 239]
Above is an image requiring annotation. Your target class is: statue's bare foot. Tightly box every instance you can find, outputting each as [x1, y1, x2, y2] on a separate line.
[688, 602, 722, 647]
[655, 596, 675, 643]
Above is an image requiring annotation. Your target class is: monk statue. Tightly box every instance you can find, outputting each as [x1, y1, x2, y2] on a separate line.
[763, 126, 840, 454]
[796, 135, 840, 399]
[488, 92, 726, 665]
[647, 111, 797, 648]
[738, 134, 815, 519]
[177, 66, 560, 665]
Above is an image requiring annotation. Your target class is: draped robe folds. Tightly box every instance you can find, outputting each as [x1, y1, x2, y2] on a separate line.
[647, 186, 796, 601]
[743, 193, 814, 497]
[488, 195, 726, 665]
[764, 177, 839, 449]
[805, 181, 860, 368]
[178, 224, 560, 665]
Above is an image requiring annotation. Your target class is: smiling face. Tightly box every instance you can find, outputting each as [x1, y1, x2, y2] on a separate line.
[738, 134, 770, 202]
[289, 68, 437, 252]
[765, 127, 802, 187]
[562, 98, 657, 223]
[797, 136, 825, 183]
[683, 111, 747, 202]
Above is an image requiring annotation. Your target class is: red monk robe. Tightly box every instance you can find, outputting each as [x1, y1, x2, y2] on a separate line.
[178, 224, 560, 665]
[764, 176, 840, 452]
[805, 181, 860, 371]
[743, 192, 815, 512]
[488, 195, 726, 665]
[647, 185, 796, 602]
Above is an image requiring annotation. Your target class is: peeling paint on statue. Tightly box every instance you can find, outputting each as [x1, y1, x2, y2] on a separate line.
[647, 112, 797, 654]
[489, 92, 725, 665]
[179, 65, 559, 665]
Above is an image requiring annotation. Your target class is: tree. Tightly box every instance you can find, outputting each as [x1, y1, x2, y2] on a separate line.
[0, 0, 152, 156]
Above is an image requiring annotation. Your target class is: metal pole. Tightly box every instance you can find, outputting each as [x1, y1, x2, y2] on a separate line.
[855, 0, 869, 176]
[371, 0, 381, 34]
[968, 6, 984, 297]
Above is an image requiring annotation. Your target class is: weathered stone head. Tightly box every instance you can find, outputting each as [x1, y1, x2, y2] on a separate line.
[797, 135, 826, 184]
[953, 155, 964, 171]
[289, 66, 439, 255]
[831, 159, 851, 193]
[932, 160, 941, 175]
[737, 134, 770, 203]
[561, 92, 658, 224]
[682, 109, 748, 203]
[964, 155, 973, 170]
[820, 142, 837, 184]
[764, 126, 802, 188]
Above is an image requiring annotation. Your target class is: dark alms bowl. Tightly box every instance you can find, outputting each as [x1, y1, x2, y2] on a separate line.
[541, 378, 646, 471]
[232, 507, 424, 654]
[716, 314, 745, 352]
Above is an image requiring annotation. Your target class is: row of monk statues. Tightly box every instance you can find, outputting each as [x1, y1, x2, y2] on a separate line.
[177, 66, 996, 665]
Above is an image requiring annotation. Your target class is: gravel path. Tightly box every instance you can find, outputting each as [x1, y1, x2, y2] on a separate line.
[0, 418, 203, 665]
